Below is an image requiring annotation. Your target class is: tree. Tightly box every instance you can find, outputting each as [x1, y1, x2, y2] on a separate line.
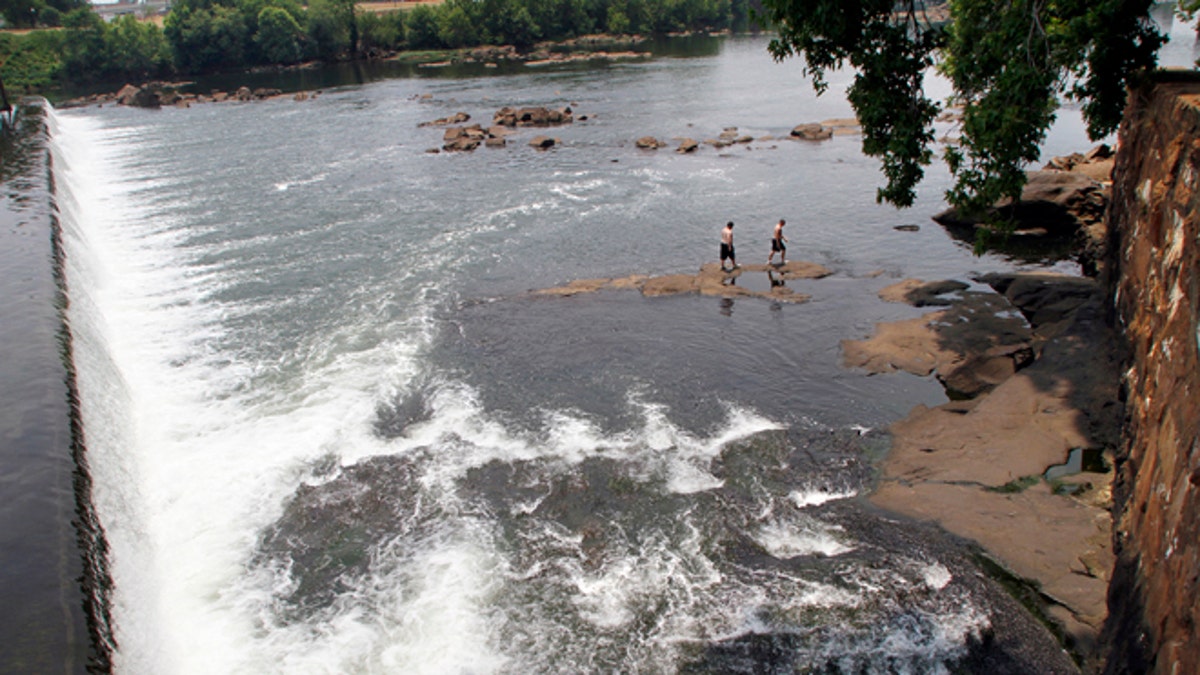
[106, 14, 171, 79]
[0, 0, 86, 29]
[255, 6, 303, 63]
[404, 4, 442, 49]
[164, 4, 249, 72]
[437, 0, 479, 49]
[758, 0, 1165, 214]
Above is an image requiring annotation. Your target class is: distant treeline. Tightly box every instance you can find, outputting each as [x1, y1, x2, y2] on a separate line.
[0, 0, 756, 92]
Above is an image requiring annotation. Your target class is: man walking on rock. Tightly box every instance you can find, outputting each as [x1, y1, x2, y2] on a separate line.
[720, 221, 738, 271]
[768, 218, 788, 265]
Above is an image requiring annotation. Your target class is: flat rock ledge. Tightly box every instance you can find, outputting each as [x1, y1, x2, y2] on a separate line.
[848, 274, 1121, 668]
[532, 260, 832, 303]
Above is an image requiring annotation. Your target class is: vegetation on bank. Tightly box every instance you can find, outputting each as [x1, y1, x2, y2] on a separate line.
[0, 0, 752, 94]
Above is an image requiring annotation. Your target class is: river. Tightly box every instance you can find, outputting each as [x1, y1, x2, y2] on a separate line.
[5, 22, 1199, 675]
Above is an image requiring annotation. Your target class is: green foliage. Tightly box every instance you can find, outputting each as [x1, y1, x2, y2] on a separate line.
[1, 0, 86, 29]
[56, 8, 169, 83]
[760, 0, 1166, 212]
[987, 475, 1041, 493]
[0, 30, 64, 91]
[164, 4, 249, 72]
[106, 15, 172, 79]
[480, 0, 540, 48]
[404, 4, 442, 49]
[606, 5, 630, 34]
[304, 0, 348, 60]
[359, 10, 406, 52]
[256, 6, 303, 63]
[436, 0, 479, 49]
[6, 0, 744, 89]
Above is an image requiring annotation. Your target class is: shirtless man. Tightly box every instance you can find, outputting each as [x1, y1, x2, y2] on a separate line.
[767, 218, 787, 265]
[720, 221, 737, 271]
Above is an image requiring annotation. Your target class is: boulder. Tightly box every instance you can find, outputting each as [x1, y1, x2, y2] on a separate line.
[635, 136, 665, 149]
[494, 106, 573, 127]
[235, 86, 253, 101]
[790, 123, 833, 141]
[115, 84, 161, 108]
[443, 137, 481, 152]
[676, 138, 699, 153]
[420, 111, 471, 127]
[932, 170, 1107, 238]
[529, 135, 557, 149]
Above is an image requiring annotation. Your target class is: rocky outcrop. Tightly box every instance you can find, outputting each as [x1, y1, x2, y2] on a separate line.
[425, 107, 569, 152]
[1045, 144, 1115, 183]
[857, 273, 1122, 667]
[533, 261, 832, 303]
[790, 123, 833, 141]
[933, 170, 1107, 238]
[114, 83, 160, 108]
[528, 135, 559, 149]
[493, 106, 573, 127]
[1100, 74, 1200, 675]
[57, 82, 312, 109]
[845, 279, 1035, 398]
[420, 111, 471, 127]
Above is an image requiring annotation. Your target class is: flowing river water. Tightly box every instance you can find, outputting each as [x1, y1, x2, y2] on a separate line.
[5, 22, 1199, 675]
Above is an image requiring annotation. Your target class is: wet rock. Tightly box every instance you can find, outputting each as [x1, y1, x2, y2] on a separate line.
[493, 105, 573, 127]
[877, 278, 969, 307]
[932, 170, 1108, 238]
[528, 135, 558, 149]
[420, 111, 471, 127]
[790, 123, 833, 141]
[115, 83, 160, 108]
[676, 138, 699, 153]
[532, 261, 829, 304]
[254, 454, 429, 617]
[635, 136, 666, 149]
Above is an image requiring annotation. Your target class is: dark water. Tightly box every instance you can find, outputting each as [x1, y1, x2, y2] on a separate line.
[0, 106, 91, 673]
[12, 25, 1199, 673]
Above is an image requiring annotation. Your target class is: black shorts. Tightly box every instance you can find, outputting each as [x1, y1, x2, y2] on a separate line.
[771, 238, 786, 252]
[720, 243, 734, 259]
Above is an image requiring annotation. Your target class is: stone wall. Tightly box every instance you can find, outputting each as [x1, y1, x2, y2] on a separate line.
[1102, 74, 1200, 674]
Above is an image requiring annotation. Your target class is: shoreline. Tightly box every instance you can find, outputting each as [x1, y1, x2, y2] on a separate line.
[850, 274, 1120, 670]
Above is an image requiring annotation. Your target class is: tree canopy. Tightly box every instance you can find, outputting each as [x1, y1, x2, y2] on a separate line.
[758, 0, 1166, 212]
